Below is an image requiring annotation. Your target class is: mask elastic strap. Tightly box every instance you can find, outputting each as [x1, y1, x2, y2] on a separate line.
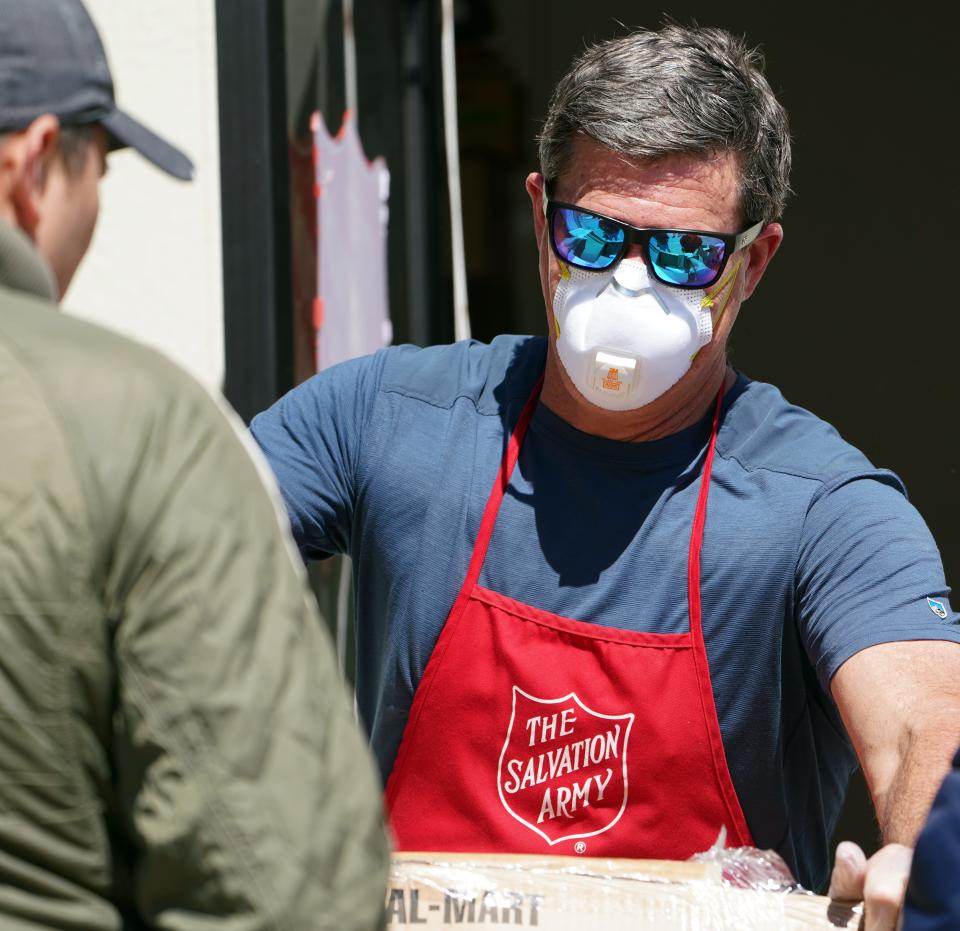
[700, 257, 743, 327]
[690, 258, 743, 361]
[553, 262, 571, 338]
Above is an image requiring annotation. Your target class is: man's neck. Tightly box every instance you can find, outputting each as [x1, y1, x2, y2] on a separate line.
[540, 343, 734, 443]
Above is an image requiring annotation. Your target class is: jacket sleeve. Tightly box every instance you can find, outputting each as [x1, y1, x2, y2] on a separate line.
[100, 372, 389, 931]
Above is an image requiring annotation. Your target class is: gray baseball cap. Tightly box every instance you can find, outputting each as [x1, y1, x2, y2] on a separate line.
[0, 0, 194, 180]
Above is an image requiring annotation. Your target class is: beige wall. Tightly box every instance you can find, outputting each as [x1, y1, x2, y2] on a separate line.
[65, 0, 224, 388]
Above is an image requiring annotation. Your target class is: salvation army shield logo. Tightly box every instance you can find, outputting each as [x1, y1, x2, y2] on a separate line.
[497, 686, 634, 845]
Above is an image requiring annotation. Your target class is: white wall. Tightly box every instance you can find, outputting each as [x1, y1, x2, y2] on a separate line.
[65, 0, 224, 388]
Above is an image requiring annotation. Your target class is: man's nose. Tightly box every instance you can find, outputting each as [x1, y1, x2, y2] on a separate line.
[615, 245, 652, 278]
[611, 258, 653, 297]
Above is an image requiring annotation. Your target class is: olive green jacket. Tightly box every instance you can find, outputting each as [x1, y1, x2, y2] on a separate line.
[0, 222, 388, 930]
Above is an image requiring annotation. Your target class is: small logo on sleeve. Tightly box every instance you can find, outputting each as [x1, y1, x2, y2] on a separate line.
[927, 597, 948, 619]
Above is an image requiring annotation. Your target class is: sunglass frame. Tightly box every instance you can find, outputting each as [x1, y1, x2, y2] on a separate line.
[545, 198, 764, 290]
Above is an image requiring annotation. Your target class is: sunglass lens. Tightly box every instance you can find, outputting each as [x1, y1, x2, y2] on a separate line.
[649, 232, 726, 287]
[552, 207, 624, 269]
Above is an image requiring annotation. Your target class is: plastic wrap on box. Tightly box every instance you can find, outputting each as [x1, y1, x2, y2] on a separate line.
[691, 826, 804, 893]
[387, 851, 862, 930]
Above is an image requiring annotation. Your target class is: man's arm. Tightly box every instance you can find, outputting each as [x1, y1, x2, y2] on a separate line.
[828, 640, 960, 931]
[832, 640, 960, 845]
[794, 470, 960, 922]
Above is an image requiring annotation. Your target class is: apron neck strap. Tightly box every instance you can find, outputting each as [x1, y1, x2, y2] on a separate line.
[463, 374, 544, 588]
[686, 384, 726, 638]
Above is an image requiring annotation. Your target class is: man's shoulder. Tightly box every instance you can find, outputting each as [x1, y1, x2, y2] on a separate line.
[378, 334, 546, 414]
[1, 285, 212, 420]
[720, 375, 888, 486]
[1, 286, 249, 577]
[0, 286, 230, 489]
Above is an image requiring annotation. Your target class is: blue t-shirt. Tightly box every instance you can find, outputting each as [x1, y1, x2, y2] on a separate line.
[251, 335, 959, 890]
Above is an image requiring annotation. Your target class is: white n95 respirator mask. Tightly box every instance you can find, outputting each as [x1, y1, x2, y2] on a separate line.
[551, 258, 734, 411]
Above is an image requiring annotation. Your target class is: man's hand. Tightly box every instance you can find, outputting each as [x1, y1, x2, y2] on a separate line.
[828, 840, 913, 931]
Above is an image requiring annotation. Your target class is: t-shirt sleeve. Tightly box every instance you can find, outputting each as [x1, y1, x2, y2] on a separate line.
[796, 473, 960, 694]
[250, 352, 383, 560]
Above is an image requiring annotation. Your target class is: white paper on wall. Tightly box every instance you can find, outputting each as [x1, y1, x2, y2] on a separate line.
[313, 110, 392, 372]
[65, 0, 223, 388]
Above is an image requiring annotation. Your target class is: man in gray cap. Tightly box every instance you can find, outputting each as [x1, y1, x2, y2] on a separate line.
[0, 2, 389, 929]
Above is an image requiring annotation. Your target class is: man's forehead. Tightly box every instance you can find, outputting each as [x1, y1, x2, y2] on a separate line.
[553, 137, 743, 231]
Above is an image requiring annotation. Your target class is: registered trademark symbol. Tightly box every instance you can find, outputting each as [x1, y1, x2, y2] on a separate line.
[574, 841, 587, 854]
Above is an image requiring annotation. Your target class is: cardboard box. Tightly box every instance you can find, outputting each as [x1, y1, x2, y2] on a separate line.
[387, 852, 861, 930]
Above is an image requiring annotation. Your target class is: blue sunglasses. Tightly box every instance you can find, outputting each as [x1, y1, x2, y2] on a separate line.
[546, 198, 764, 290]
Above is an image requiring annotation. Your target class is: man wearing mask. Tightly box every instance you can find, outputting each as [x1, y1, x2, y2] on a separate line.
[0, 1, 388, 928]
[252, 24, 960, 930]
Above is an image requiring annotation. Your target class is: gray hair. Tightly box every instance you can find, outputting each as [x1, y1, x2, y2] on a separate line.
[538, 25, 792, 224]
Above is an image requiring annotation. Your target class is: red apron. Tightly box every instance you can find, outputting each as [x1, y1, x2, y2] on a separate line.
[385, 378, 754, 857]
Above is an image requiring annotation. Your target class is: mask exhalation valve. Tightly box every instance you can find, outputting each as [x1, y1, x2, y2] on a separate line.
[591, 351, 637, 396]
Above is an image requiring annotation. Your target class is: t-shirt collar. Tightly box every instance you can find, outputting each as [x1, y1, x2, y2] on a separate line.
[532, 375, 748, 468]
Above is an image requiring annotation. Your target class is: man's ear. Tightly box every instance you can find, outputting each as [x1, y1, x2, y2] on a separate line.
[741, 222, 783, 301]
[526, 171, 547, 248]
[8, 115, 61, 237]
